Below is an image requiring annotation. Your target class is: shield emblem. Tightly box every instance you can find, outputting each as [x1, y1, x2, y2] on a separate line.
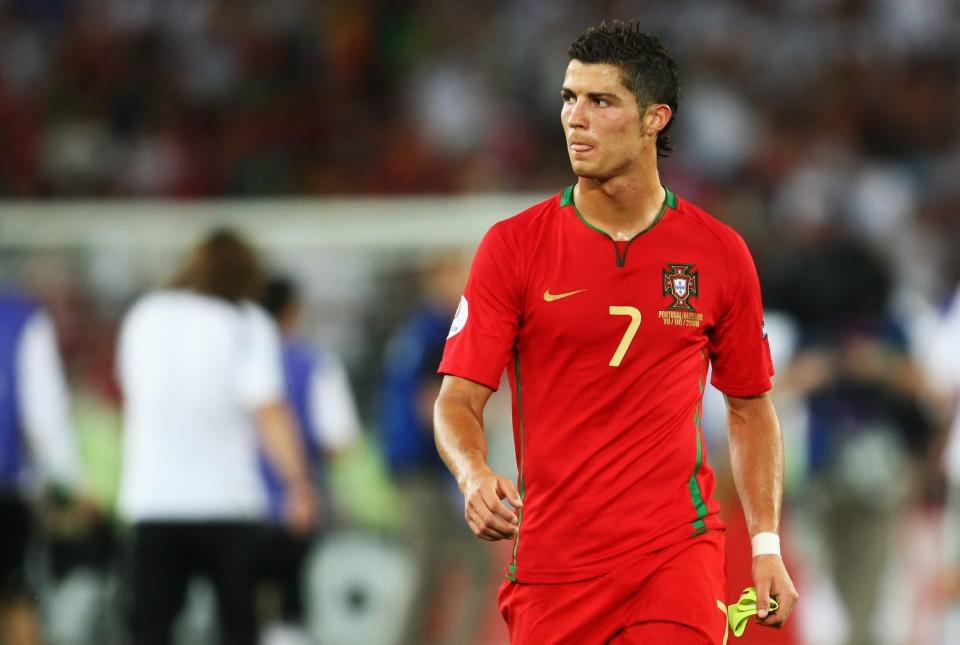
[663, 263, 699, 311]
[673, 277, 688, 298]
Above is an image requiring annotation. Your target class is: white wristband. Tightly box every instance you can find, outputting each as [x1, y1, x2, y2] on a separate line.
[751, 532, 781, 557]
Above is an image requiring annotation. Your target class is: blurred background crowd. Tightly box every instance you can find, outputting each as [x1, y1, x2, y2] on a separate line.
[1, 0, 959, 644]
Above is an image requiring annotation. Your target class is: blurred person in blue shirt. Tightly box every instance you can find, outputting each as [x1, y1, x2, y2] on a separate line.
[381, 301, 453, 480]
[380, 254, 490, 645]
[0, 290, 83, 645]
[256, 276, 360, 645]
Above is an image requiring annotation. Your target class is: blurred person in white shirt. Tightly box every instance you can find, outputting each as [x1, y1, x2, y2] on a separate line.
[0, 291, 83, 645]
[928, 283, 960, 601]
[117, 230, 316, 645]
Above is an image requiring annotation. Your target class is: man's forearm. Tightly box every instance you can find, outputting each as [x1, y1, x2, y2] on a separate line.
[726, 393, 784, 536]
[434, 381, 493, 491]
[434, 376, 521, 541]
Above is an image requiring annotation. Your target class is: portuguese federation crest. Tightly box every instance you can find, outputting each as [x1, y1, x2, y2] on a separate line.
[662, 263, 699, 311]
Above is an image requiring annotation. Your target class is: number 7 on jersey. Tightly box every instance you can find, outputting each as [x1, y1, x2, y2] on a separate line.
[608, 306, 642, 367]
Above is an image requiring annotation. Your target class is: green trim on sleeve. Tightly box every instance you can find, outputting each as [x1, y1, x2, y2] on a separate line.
[688, 349, 709, 535]
[506, 351, 526, 581]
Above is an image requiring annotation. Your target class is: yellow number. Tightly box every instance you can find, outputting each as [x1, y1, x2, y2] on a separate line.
[608, 306, 642, 367]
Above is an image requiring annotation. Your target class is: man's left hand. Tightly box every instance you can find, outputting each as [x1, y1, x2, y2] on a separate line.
[752, 554, 799, 628]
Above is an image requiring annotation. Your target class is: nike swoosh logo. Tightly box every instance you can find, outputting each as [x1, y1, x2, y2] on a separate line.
[543, 288, 588, 302]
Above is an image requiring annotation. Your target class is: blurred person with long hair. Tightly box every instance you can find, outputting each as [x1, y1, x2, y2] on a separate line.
[256, 275, 360, 645]
[434, 20, 797, 644]
[0, 290, 83, 645]
[116, 230, 316, 645]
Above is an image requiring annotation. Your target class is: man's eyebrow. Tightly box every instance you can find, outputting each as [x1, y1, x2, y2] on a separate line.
[561, 88, 619, 100]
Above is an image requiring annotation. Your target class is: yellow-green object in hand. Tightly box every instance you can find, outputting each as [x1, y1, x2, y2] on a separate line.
[727, 587, 779, 637]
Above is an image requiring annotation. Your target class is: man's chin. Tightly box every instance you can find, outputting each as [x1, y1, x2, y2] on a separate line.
[569, 159, 598, 178]
[570, 162, 607, 182]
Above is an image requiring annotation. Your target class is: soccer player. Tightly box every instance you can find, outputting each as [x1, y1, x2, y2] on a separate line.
[434, 20, 798, 643]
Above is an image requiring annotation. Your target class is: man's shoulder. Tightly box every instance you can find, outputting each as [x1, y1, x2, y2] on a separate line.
[124, 290, 169, 319]
[124, 290, 239, 328]
[497, 190, 563, 229]
[484, 190, 564, 246]
[126, 290, 197, 319]
[671, 192, 749, 250]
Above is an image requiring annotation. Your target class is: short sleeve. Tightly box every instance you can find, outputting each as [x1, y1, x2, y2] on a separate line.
[926, 291, 960, 392]
[235, 303, 285, 409]
[310, 351, 361, 451]
[438, 222, 523, 391]
[17, 311, 80, 489]
[708, 233, 774, 397]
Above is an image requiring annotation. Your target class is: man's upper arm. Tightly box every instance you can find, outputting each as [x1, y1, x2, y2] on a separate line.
[709, 233, 774, 398]
[724, 391, 772, 412]
[436, 374, 495, 421]
[438, 223, 522, 391]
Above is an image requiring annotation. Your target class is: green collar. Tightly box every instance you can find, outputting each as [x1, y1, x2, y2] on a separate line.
[560, 184, 677, 210]
[560, 183, 677, 268]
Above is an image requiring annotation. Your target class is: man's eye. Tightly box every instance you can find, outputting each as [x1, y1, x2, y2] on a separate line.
[596, 98, 609, 107]
[562, 94, 575, 104]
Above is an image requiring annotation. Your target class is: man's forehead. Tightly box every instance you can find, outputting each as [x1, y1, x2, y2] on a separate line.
[563, 60, 627, 93]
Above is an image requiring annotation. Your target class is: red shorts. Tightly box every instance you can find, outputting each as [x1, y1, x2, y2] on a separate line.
[498, 530, 728, 644]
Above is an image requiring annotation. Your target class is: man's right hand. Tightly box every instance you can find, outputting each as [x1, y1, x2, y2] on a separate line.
[463, 472, 523, 541]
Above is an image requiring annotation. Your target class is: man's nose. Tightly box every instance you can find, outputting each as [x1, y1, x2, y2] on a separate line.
[567, 99, 587, 128]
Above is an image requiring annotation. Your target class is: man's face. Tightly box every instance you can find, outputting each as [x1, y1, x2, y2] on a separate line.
[560, 60, 646, 180]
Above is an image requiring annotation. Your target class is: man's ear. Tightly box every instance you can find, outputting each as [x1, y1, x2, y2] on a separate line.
[643, 103, 673, 136]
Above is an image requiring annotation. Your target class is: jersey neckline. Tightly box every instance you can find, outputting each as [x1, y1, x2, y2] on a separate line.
[559, 183, 678, 267]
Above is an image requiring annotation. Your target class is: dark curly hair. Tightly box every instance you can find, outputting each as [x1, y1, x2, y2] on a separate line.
[568, 20, 680, 157]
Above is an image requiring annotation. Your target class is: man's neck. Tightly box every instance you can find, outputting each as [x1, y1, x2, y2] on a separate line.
[573, 172, 666, 240]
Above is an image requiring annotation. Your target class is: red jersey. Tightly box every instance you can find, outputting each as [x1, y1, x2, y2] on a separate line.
[439, 185, 773, 583]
